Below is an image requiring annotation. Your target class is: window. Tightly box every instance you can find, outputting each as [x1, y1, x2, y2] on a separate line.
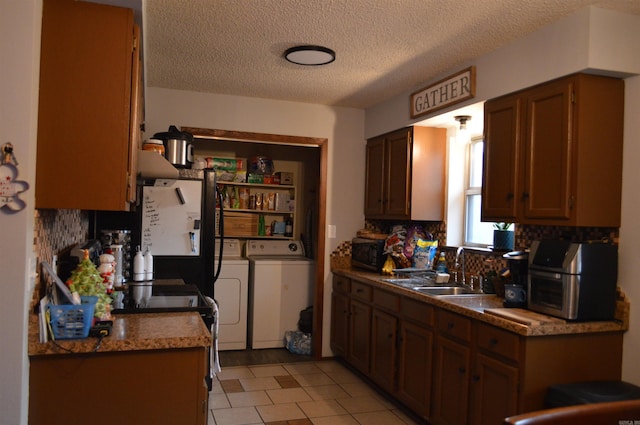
[464, 137, 494, 246]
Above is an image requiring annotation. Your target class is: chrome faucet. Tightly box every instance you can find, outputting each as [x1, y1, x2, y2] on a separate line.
[455, 246, 466, 286]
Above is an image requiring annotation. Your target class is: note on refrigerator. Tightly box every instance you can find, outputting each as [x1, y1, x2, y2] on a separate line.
[141, 180, 202, 256]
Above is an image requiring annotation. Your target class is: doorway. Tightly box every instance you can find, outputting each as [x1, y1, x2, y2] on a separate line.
[184, 127, 328, 359]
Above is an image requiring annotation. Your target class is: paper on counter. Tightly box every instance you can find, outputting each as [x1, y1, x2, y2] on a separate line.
[39, 295, 49, 343]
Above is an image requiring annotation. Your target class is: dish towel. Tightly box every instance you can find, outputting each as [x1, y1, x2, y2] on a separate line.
[204, 296, 222, 377]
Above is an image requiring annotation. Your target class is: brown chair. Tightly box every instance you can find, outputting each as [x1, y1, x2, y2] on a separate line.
[504, 399, 640, 425]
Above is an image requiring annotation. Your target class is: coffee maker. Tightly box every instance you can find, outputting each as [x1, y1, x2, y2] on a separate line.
[502, 251, 529, 308]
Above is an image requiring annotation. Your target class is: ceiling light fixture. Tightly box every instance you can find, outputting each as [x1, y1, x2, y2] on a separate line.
[454, 115, 472, 144]
[284, 45, 336, 66]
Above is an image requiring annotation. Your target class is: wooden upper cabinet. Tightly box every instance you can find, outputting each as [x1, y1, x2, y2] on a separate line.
[482, 95, 521, 220]
[482, 73, 624, 226]
[365, 127, 446, 221]
[384, 130, 412, 217]
[364, 137, 386, 216]
[522, 79, 573, 221]
[36, 0, 141, 211]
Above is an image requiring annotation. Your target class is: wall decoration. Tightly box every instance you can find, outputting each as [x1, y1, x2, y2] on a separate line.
[1, 142, 29, 214]
[410, 66, 476, 118]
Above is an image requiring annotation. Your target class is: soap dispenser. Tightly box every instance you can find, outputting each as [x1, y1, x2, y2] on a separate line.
[435, 252, 448, 273]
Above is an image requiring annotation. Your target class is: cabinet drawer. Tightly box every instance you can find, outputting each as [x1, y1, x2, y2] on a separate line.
[436, 309, 471, 343]
[401, 297, 434, 326]
[476, 323, 520, 362]
[333, 275, 351, 294]
[351, 281, 372, 302]
[373, 288, 400, 312]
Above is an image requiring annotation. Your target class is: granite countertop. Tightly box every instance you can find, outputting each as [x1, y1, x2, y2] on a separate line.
[334, 268, 630, 337]
[29, 311, 211, 357]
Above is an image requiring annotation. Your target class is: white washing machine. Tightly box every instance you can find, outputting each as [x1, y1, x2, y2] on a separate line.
[213, 239, 249, 351]
[246, 240, 314, 349]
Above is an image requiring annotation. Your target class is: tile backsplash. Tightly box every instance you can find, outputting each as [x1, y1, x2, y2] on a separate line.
[331, 222, 619, 279]
[33, 209, 89, 303]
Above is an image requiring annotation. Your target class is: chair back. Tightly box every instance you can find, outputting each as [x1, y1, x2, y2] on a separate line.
[504, 399, 640, 425]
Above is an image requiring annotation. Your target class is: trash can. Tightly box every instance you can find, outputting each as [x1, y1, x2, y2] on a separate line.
[545, 381, 640, 408]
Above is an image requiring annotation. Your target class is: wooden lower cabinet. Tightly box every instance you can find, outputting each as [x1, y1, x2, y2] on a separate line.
[469, 322, 520, 424]
[469, 353, 519, 425]
[397, 321, 434, 417]
[349, 298, 372, 374]
[29, 347, 208, 425]
[330, 274, 624, 424]
[330, 276, 435, 420]
[370, 309, 398, 393]
[431, 327, 471, 425]
[330, 291, 350, 356]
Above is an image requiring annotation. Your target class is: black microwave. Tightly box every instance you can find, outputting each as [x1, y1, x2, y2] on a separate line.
[351, 238, 386, 272]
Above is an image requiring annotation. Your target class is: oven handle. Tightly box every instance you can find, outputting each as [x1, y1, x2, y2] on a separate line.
[529, 268, 571, 280]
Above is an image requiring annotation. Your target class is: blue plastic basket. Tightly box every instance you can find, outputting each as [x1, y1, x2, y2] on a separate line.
[48, 296, 98, 339]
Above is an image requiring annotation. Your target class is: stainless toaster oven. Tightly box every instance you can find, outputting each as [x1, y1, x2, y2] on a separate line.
[527, 240, 618, 321]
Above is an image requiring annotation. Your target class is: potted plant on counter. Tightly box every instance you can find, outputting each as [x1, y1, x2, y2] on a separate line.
[492, 222, 514, 251]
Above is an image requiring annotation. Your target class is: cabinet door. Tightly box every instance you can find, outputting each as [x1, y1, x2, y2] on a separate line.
[29, 347, 207, 425]
[397, 321, 433, 419]
[370, 309, 397, 393]
[482, 94, 521, 221]
[431, 336, 470, 425]
[469, 353, 519, 425]
[522, 80, 573, 221]
[330, 292, 350, 356]
[36, 0, 136, 211]
[385, 130, 412, 218]
[348, 299, 372, 374]
[364, 137, 386, 216]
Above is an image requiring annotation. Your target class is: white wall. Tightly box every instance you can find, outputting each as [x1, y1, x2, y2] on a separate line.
[366, 7, 640, 138]
[620, 75, 640, 383]
[145, 88, 365, 357]
[0, 1, 41, 424]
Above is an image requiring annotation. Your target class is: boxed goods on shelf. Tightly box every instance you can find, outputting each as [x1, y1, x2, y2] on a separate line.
[275, 172, 293, 185]
[247, 173, 264, 184]
[217, 212, 258, 237]
[205, 157, 244, 171]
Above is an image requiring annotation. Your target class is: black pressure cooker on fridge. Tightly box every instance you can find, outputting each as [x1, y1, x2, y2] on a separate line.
[502, 251, 529, 308]
[153, 125, 194, 168]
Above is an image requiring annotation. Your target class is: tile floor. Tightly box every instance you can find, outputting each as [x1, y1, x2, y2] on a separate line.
[208, 360, 423, 425]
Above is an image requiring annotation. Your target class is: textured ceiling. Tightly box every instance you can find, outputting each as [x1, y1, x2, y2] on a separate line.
[143, 0, 640, 109]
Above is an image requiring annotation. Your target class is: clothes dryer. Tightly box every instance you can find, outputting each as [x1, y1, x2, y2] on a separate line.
[214, 239, 249, 350]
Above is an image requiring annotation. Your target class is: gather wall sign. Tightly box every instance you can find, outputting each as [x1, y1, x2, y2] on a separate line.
[410, 66, 476, 119]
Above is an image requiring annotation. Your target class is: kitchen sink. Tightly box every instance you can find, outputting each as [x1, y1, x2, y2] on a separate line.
[437, 294, 503, 311]
[381, 277, 435, 288]
[411, 286, 479, 296]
